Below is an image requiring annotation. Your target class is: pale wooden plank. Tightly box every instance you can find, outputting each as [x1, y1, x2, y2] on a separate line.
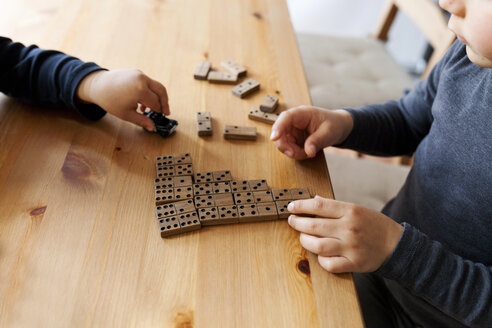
[0, 0, 363, 326]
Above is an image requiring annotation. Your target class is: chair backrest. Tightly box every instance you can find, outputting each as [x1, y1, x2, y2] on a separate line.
[372, 0, 456, 78]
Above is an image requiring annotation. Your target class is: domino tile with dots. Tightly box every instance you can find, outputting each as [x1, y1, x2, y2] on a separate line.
[154, 153, 312, 237]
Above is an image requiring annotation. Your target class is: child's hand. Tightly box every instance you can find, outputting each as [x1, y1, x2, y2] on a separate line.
[270, 106, 353, 159]
[77, 69, 170, 131]
[287, 196, 403, 273]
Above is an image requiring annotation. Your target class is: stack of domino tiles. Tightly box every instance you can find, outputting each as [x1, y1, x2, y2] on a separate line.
[153, 153, 312, 238]
[154, 153, 200, 237]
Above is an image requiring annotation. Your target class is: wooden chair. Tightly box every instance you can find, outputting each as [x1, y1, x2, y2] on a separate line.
[374, 0, 455, 79]
[297, 0, 455, 165]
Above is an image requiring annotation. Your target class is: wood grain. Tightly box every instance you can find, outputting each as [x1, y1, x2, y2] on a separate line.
[0, 0, 363, 327]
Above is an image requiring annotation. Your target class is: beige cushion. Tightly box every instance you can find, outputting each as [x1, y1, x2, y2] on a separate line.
[297, 33, 415, 109]
[324, 152, 411, 211]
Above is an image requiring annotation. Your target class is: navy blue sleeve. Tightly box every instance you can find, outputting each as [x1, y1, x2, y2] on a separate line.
[0, 37, 107, 120]
[377, 224, 492, 327]
[337, 41, 459, 156]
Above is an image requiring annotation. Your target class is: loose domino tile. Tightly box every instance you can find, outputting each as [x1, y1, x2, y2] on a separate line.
[207, 71, 238, 84]
[158, 216, 181, 237]
[194, 60, 211, 80]
[175, 164, 194, 176]
[237, 204, 259, 223]
[248, 108, 279, 125]
[217, 205, 240, 224]
[173, 153, 193, 164]
[233, 191, 255, 205]
[231, 180, 251, 192]
[196, 112, 211, 121]
[173, 199, 196, 214]
[272, 188, 294, 201]
[194, 195, 216, 208]
[197, 119, 213, 137]
[196, 112, 212, 137]
[194, 171, 214, 184]
[211, 182, 231, 194]
[154, 177, 174, 190]
[193, 183, 213, 196]
[155, 188, 175, 205]
[257, 202, 279, 221]
[248, 179, 269, 191]
[220, 59, 247, 77]
[212, 170, 232, 182]
[275, 200, 291, 219]
[174, 186, 194, 201]
[214, 193, 235, 206]
[259, 95, 279, 113]
[253, 190, 274, 203]
[291, 188, 311, 200]
[231, 78, 260, 98]
[173, 176, 193, 187]
[157, 165, 175, 178]
[155, 203, 177, 219]
[178, 211, 201, 233]
[223, 125, 257, 141]
[198, 207, 220, 226]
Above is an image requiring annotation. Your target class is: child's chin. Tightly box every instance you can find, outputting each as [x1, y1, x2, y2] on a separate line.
[466, 45, 492, 68]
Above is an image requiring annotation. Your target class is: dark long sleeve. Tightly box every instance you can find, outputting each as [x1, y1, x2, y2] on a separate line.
[377, 224, 492, 327]
[338, 41, 492, 327]
[0, 37, 106, 120]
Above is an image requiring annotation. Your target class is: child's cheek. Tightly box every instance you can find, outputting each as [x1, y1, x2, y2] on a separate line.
[467, 7, 492, 61]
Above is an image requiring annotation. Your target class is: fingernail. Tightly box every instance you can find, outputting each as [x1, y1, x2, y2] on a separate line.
[288, 215, 293, 224]
[284, 150, 293, 157]
[307, 145, 316, 157]
[287, 202, 294, 211]
[270, 130, 278, 140]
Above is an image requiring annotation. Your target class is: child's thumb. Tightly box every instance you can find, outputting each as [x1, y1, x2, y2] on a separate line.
[304, 129, 329, 157]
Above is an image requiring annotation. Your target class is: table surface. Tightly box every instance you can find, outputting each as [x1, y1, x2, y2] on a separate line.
[0, 0, 363, 326]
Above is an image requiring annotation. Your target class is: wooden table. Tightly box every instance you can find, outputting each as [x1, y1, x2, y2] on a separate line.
[0, 0, 363, 326]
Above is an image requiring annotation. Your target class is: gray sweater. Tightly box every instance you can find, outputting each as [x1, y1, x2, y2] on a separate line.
[341, 41, 492, 327]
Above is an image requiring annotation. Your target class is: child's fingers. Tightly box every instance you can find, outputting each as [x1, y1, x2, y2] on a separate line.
[299, 233, 342, 256]
[270, 111, 293, 141]
[304, 123, 331, 158]
[136, 103, 145, 114]
[288, 197, 346, 218]
[288, 215, 340, 237]
[274, 136, 306, 159]
[147, 78, 170, 115]
[318, 255, 353, 273]
[126, 110, 155, 131]
[273, 135, 295, 157]
[138, 89, 161, 114]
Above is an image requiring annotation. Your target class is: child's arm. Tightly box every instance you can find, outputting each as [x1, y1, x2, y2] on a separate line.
[288, 197, 492, 326]
[0, 37, 107, 120]
[332, 44, 461, 157]
[0, 37, 169, 131]
[272, 42, 460, 159]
